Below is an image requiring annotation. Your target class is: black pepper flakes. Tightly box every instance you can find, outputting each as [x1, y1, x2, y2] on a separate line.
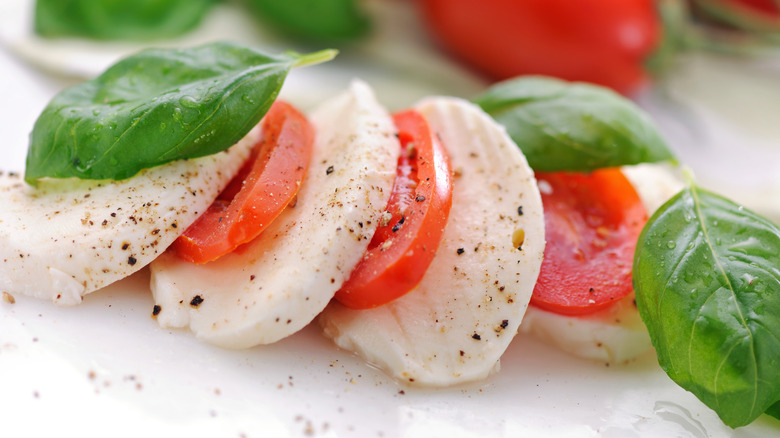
[415, 195, 426, 202]
[472, 333, 481, 341]
[127, 256, 137, 266]
[456, 248, 465, 255]
[190, 295, 204, 307]
[500, 320, 509, 329]
[391, 216, 405, 232]
[152, 305, 161, 316]
[326, 165, 335, 175]
[517, 206, 524, 216]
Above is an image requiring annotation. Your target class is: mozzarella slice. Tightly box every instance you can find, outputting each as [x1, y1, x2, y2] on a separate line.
[518, 163, 684, 364]
[148, 81, 399, 348]
[519, 292, 651, 364]
[0, 131, 256, 305]
[621, 162, 685, 214]
[319, 97, 545, 387]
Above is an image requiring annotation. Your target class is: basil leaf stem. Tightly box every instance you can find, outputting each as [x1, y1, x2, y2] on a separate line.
[474, 76, 675, 172]
[634, 178, 780, 427]
[34, 0, 217, 41]
[25, 42, 336, 185]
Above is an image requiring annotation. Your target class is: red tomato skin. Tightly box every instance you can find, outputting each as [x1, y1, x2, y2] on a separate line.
[722, 0, 780, 16]
[171, 100, 314, 264]
[421, 0, 661, 94]
[334, 110, 453, 309]
[530, 169, 648, 315]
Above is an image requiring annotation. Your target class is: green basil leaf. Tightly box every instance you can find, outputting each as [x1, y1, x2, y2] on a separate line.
[473, 76, 675, 172]
[34, 0, 217, 41]
[634, 183, 780, 427]
[767, 400, 780, 421]
[245, 0, 370, 41]
[25, 42, 336, 185]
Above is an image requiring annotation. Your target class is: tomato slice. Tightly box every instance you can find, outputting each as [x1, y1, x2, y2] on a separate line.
[530, 168, 648, 315]
[334, 110, 453, 309]
[171, 100, 314, 264]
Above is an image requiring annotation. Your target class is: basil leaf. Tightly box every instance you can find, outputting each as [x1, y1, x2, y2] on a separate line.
[245, 0, 370, 41]
[25, 42, 336, 185]
[473, 76, 674, 172]
[634, 183, 780, 427]
[34, 0, 216, 41]
[767, 400, 780, 421]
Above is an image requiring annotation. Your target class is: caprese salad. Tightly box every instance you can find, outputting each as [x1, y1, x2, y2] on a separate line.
[3, 41, 780, 429]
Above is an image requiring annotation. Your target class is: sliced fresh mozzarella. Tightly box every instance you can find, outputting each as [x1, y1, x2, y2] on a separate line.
[148, 81, 399, 348]
[519, 163, 684, 364]
[319, 97, 545, 387]
[621, 162, 684, 214]
[0, 130, 256, 305]
[519, 292, 651, 364]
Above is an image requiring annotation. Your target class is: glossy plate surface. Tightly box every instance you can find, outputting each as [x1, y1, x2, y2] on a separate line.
[1, 1, 780, 436]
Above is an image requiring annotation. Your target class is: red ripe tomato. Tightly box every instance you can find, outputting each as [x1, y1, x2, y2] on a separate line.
[334, 110, 453, 309]
[171, 100, 314, 264]
[420, 0, 661, 94]
[721, 0, 780, 16]
[530, 168, 648, 315]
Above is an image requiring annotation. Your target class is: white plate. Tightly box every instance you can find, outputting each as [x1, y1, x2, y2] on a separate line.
[1, 1, 780, 437]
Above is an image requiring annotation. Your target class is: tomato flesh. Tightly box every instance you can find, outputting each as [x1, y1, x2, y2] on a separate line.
[530, 168, 648, 315]
[334, 110, 453, 309]
[171, 100, 314, 264]
[421, 0, 660, 94]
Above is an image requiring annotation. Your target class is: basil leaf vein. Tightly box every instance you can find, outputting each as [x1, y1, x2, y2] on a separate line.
[25, 42, 335, 185]
[634, 182, 780, 427]
[473, 76, 675, 172]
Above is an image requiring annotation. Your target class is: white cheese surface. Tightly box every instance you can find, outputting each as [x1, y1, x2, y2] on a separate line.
[319, 97, 546, 386]
[0, 132, 254, 305]
[149, 81, 399, 348]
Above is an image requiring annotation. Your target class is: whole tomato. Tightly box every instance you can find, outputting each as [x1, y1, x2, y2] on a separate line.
[720, 0, 780, 16]
[695, 0, 780, 29]
[420, 0, 661, 95]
